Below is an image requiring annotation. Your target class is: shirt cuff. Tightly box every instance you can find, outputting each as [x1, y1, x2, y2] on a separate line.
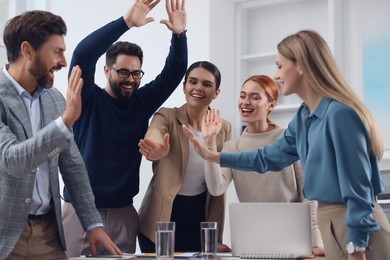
[86, 223, 104, 232]
[55, 117, 73, 140]
[348, 228, 370, 248]
[174, 29, 187, 38]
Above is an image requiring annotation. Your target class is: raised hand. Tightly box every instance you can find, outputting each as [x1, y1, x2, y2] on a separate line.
[138, 133, 170, 161]
[202, 109, 222, 146]
[160, 0, 187, 34]
[182, 124, 220, 164]
[61, 65, 83, 129]
[123, 0, 161, 28]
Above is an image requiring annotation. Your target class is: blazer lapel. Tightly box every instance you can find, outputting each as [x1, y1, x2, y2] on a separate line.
[0, 72, 33, 138]
[40, 91, 57, 127]
[176, 104, 190, 177]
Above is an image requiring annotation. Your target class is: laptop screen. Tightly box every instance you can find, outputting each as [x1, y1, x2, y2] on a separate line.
[229, 202, 313, 259]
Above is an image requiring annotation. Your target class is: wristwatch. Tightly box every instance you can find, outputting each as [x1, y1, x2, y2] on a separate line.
[345, 242, 366, 254]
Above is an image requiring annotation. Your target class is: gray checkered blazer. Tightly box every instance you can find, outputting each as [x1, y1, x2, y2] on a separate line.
[0, 71, 101, 259]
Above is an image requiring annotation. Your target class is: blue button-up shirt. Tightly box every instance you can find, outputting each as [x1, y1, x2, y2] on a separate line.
[221, 97, 385, 247]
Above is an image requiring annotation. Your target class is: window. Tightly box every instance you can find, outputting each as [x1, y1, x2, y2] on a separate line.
[232, 0, 342, 128]
[343, 0, 390, 167]
[360, 0, 390, 150]
[210, 0, 389, 168]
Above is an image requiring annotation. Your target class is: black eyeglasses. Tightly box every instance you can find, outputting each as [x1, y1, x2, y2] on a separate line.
[108, 65, 144, 79]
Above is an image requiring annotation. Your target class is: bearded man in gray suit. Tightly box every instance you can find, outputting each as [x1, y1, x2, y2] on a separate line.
[0, 10, 122, 259]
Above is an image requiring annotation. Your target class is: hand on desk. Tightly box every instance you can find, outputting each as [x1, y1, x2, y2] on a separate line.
[313, 246, 325, 256]
[218, 242, 231, 253]
[348, 251, 366, 260]
[87, 227, 122, 256]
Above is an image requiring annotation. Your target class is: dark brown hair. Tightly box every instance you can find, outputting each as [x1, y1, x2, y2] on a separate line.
[184, 61, 221, 90]
[3, 10, 67, 62]
[106, 41, 143, 67]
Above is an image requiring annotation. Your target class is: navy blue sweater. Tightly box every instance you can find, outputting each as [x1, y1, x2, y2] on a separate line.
[63, 17, 188, 208]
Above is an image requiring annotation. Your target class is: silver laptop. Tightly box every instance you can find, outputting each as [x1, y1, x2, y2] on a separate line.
[229, 202, 313, 259]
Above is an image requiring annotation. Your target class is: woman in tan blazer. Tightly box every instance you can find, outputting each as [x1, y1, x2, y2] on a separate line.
[138, 61, 232, 252]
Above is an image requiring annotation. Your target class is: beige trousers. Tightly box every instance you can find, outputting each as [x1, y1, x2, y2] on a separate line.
[317, 201, 390, 260]
[7, 212, 67, 260]
[62, 202, 138, 258]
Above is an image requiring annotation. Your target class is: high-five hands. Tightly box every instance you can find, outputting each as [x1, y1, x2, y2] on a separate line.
[123, 0, 187, 35]
[160, 0, 187, 34]
[202, 109, 223, 146]
[62, 65, 83, 129]
[123, 0, 161, 28]
[139, 133, 170, 161]
[182, 109, 221, 164]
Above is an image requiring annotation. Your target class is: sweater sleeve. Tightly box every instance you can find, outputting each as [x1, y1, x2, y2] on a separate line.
[136, 33, 188, 118]
[205, 137, 234, 196]
[292, 161, 323, 248]
[308, 200, 324, 248]
[204, 149, 232, 196]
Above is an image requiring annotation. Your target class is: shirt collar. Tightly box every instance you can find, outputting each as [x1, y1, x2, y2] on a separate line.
[312, 97, 332, 119]
[301, 97, 332, 120]
[2, 65, 46, 98]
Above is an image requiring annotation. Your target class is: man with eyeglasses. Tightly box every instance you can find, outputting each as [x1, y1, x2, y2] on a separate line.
[62, 0, 187, 257]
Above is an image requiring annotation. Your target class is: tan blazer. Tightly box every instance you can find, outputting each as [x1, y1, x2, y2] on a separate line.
[138, 104, 232, 243]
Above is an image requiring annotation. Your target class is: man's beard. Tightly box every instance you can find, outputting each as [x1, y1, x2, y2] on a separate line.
[28, 55, 61, 89]
[108, 78, 139, 101]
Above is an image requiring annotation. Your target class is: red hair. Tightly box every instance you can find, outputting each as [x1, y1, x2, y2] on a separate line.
[243, 75, 279, 126]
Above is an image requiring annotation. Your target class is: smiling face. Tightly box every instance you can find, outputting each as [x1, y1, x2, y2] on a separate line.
[274, 52, 303, 97]
[28, 34, 67, 89]
[105, 54, 142, 101]
[238, 80, 274, 126]
[183, 67, 220, 109]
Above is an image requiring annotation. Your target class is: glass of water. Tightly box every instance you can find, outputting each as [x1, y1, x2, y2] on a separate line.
[155, 221, 175, 260]
[200, 222, 217, 258]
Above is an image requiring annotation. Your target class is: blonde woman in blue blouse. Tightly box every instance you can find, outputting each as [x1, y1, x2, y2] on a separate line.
[183, 30, 390, 260]
[201, 75, 324, 256]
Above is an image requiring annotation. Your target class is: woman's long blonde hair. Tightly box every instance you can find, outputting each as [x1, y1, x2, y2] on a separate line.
[277, 30, 383, 159]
